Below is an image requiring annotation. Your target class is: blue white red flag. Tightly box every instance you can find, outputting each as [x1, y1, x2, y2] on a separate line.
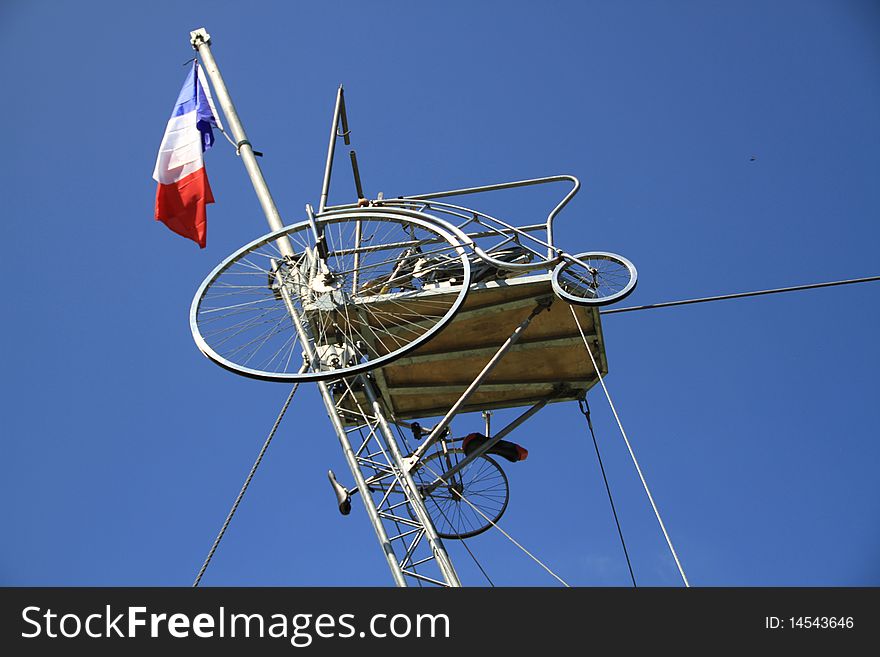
[152, 61, 222, 248]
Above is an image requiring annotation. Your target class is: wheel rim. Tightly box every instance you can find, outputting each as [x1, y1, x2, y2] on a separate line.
[551, 251, 637, 306]
[190, 210, 472, 382]
[411, 448, 510, 539]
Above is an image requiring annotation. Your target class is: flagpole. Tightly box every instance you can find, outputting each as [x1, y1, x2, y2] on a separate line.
[189, 28, 285, 234]
[185, 27, 424, 587]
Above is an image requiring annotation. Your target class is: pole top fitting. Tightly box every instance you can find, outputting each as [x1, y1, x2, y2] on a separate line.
[190, 27, 211, 50]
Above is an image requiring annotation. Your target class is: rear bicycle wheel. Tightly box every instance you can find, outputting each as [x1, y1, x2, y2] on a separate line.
[551, 251, 637, 306]
[411, 448, 510, 539]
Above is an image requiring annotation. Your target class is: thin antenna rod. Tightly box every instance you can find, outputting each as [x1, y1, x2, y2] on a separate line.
[339, 91, 351, 146]
[319, 86, 346, 212]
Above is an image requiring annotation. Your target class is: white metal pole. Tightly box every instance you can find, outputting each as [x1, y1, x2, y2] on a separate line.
[190, 28, 285, 234]
[186, 29, 460, 587]
[188, 28, 411, 586]
[360, 382, 462, 587]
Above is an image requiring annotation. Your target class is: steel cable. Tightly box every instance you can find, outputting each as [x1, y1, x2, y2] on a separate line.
[571, 306, 690, 587]
[193, 374, 303, 587]
[601, 275, 880, 316]
[577, 397, 637, 587]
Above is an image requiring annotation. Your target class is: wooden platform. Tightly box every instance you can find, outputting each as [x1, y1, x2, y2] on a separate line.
[336, 273, 608, 423]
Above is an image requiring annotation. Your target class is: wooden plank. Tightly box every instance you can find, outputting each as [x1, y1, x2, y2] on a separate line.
[391, 336, 585, 366]
[383, 340, 604, 387]
[388, 385, 592, 420]
[333, 272, 608, 422]
[386, 379, 590, 394]
[389, 391, 585, 421]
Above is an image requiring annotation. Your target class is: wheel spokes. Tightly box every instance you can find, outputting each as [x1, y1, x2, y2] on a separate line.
[191, 211, 472, 381]
[411, 449, 510, 539]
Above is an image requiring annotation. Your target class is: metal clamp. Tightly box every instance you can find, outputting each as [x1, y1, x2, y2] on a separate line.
[235, 139, 263, 157]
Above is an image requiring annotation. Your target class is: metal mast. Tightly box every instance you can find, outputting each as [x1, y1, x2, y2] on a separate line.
[189, 28, 461, 587]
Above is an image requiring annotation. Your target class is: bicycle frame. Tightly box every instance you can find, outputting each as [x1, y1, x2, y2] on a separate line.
[317, 201, 608, 298]
[344, 393, 548, 504]
[326, 175, 579, 264]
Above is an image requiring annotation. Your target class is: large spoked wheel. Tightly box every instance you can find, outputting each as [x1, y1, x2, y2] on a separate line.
[411, 448, 510, 539]
[191, 210, 472, 382]
[551, 251, 638, 306]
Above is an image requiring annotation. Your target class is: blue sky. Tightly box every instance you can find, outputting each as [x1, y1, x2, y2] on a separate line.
[1, 0, 878, 586]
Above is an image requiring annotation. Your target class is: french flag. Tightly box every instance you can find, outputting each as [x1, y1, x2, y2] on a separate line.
[152, 61, 222, 248]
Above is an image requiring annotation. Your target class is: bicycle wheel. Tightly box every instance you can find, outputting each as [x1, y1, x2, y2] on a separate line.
[411, 448, 509, 539]
[190, 210, 472, 382]
[551, 251, 637, 306]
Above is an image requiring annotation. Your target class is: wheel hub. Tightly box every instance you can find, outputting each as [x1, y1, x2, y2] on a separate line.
[312, 288, 349, 312]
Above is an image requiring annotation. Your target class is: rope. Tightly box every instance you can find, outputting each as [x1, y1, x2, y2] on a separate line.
[193, 381, 302, 587]
[577, 397, 637, 587]
[216, 124, 239, 149]
[601, 275, 880, 316]
[570, 306, 690, 587]
[416, 456, 570, 587]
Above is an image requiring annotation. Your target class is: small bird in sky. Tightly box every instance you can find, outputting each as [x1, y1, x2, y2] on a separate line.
[749, 155, 757, 162]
